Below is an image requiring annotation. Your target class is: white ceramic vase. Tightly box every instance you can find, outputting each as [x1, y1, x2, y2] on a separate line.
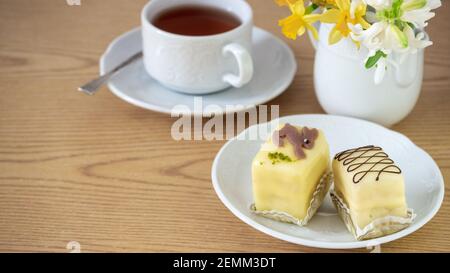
[310, 23, 425, 127]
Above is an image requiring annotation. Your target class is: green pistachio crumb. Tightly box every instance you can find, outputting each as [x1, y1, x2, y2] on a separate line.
[268, 152, 293, 164]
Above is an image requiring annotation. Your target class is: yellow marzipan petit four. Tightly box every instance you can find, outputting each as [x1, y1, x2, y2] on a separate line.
[331, 145, 415, 240]
[251, 123, 332, 226]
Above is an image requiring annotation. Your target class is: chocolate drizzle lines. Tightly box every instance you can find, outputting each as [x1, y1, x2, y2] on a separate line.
[334, 145, 402, 184]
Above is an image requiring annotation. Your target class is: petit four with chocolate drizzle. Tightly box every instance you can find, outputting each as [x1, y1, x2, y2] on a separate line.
[334, 145, 402, 184]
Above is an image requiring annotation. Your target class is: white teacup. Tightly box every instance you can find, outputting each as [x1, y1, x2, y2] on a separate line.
[141, 0, 254, 94]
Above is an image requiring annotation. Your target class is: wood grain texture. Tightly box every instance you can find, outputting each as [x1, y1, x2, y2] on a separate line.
[0, 0, 449, 253]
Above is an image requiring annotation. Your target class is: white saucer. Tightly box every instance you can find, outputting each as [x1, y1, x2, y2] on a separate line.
[100, 27, 296, 116]
[211, 114, 445, 249]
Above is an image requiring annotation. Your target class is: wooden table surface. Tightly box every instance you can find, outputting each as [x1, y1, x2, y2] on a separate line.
[0, 0, 449, 253]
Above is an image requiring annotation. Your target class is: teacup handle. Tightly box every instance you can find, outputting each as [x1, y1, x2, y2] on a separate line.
[222, 43, 254, 88]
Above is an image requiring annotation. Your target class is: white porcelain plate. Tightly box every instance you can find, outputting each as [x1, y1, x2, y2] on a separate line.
[211, 114, 445, 249]
[100, 27, 296, 116]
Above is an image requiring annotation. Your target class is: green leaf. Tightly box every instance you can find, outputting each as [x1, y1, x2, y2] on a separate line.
[365, 50, 387, 69]
[305, 4, 319, 15]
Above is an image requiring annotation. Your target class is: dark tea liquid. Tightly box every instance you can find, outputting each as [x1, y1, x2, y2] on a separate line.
[152, 5, 241, 36]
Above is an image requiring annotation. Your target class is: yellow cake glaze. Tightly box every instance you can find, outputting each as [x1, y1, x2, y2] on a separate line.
[252, 124, 330, 221]
[332, 146, 408, 229]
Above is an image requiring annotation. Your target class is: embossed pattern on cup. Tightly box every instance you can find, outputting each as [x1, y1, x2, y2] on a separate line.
[141, 0, 254, 94]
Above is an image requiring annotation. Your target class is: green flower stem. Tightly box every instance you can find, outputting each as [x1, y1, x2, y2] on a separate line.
[305, 4, 319, 15]
[402, 0, 427, 11]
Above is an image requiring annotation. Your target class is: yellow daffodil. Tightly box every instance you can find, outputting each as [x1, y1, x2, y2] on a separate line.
[319, 0, 371, 44]
[275, 0, 298, 6]
[278, 0, 322, 40]
[312, 0, 337, 8]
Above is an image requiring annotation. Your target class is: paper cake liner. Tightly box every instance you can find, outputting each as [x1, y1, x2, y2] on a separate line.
[330, 190, 416, 241]
[250, 171, 333, 226]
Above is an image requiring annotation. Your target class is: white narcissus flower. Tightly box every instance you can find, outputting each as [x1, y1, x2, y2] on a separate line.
[402, 0, 442, 10]
[348, 0, 442, 84]
[395, 25, 433, 63]
[404, 25, 433, 54]
[350, 22, 391, 85]
[350, 21, 407, 55]
[401, 0, 442, 28]
[401, 9, 434, 28]
[385, 24, 409, 52]
[350, 21, 423, 84]
[350, 22, 385, 53]
[351, 21, 433, 84]
[428, 0, 443, 9]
